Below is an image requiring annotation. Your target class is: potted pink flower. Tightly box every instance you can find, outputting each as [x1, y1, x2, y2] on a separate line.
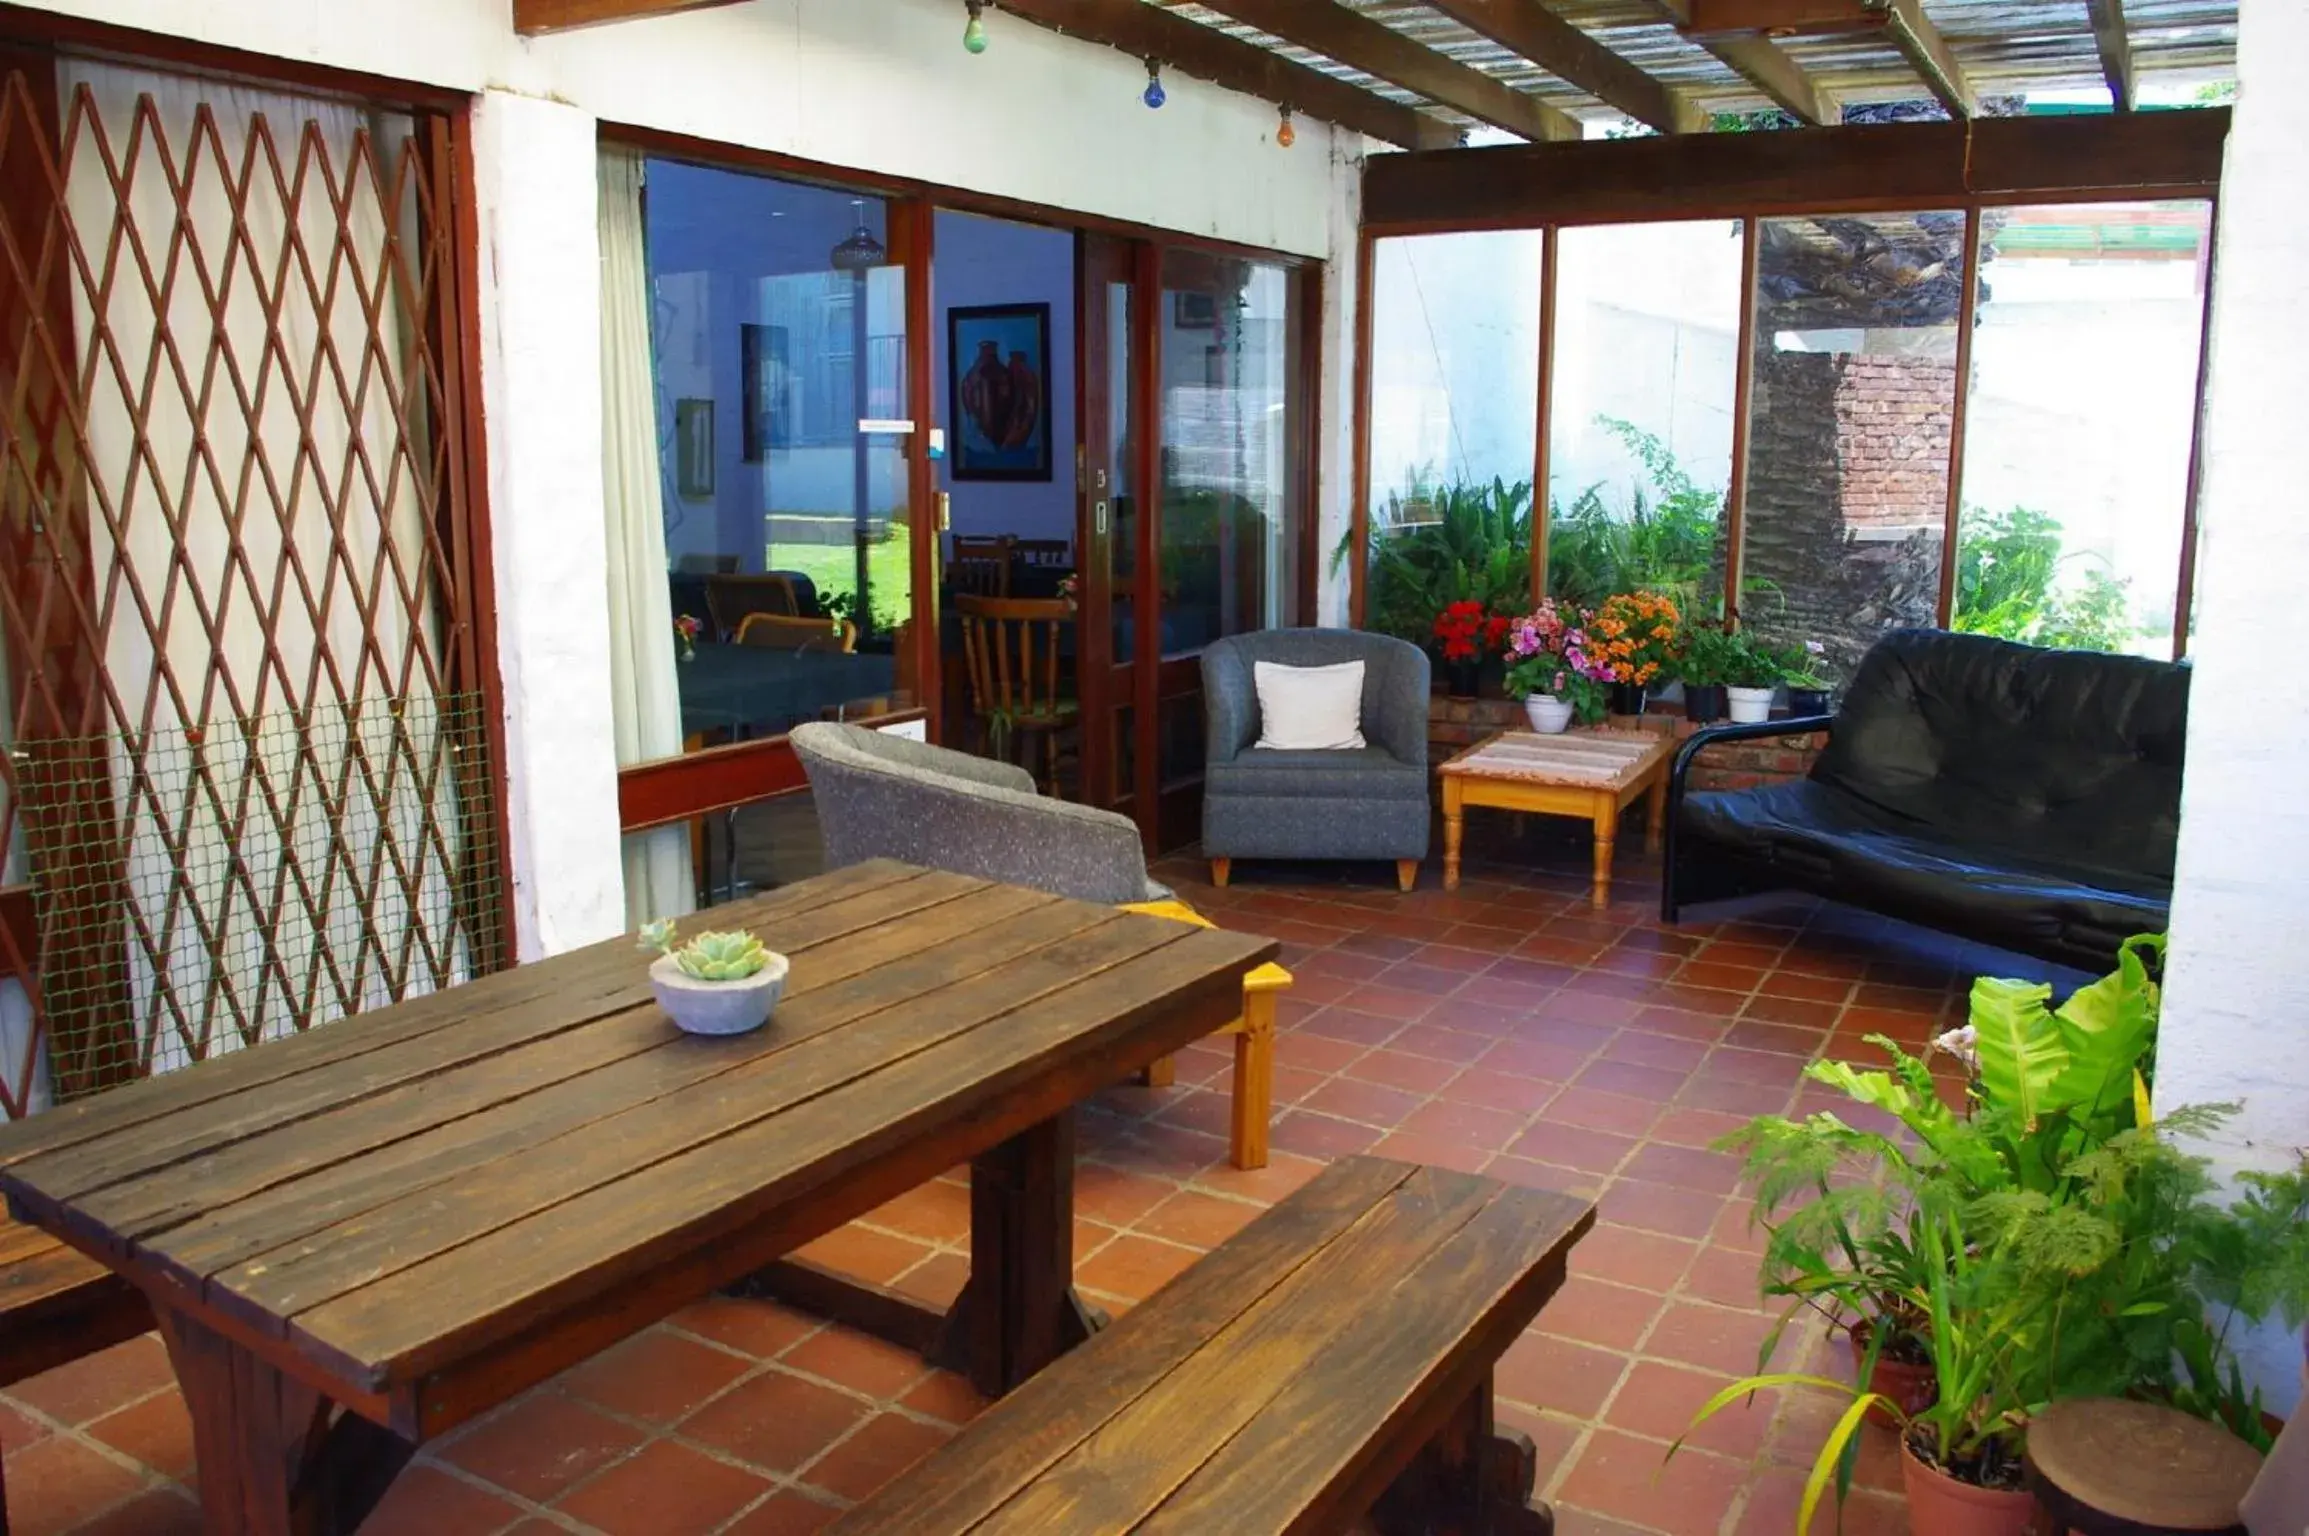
[1502, 600, 1615, 732]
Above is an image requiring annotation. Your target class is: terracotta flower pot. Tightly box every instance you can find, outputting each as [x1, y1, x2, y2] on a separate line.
[1900, 1441, 2037, 1536]
[1849, 1322, 1937, 1431]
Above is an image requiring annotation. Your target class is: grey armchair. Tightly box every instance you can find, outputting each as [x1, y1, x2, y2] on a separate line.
[790, 721, 1166, 905]
[1200, 630, 1431, 891]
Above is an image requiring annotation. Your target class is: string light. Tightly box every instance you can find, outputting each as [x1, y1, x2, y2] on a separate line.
[962, 0, 988, 54]
[1276, 104, 1296, 148]
[1143, 58, 1166, 109]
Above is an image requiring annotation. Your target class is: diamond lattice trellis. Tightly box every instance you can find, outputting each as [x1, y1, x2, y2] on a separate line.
[0, 57, 505, 1115]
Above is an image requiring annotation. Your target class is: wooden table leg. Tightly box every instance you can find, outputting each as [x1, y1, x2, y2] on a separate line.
[154, 1305, 411, 1536]
[937, 1109, 1102, 1396]
[1589, 796, 1616, 910]
[1443, 779, 1466, 892]
[1645, 774, 1667, 856]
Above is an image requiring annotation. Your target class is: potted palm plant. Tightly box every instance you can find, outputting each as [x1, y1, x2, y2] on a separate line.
[1682, 1204, 2040, 1536]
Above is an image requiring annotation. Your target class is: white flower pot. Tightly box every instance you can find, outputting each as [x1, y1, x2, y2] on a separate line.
[1727, 686, 1775, 724]
[1524, 695, 1575, 734]
[649, 951, 789, 1036]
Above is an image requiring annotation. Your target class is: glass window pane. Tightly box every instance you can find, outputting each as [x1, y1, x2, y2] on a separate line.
[1953, 201, 2212, 657]
[1158, 250, 1301, 653]
[1739, 211, 1968, 681]
[645, 165, 911, 746]
[1546, 221, 1743, 616]
[1363, 231, 1543, 641]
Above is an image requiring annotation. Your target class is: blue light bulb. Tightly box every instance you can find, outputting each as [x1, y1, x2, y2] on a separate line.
[1144, 74, 1166, 109]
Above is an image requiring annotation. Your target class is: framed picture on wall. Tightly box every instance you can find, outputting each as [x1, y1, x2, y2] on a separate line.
[947, 302, 1051, 482]
[1173, 290, 1219, 330]
[740, 322, 792, 461]
[674, 398, 715, 499]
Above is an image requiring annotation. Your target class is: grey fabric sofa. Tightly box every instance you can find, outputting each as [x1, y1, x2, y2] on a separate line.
[1200, 630, 1431, 891]
[790, 721, 1166, 905]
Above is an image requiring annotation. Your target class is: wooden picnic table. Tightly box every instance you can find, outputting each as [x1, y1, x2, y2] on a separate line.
[0, 860, 1273, 1536]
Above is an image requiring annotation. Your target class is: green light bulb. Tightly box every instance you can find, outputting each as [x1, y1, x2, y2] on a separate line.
[963, 12, 988, 52]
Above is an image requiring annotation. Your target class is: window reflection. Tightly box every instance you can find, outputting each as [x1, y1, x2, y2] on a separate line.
[1953, 201, 2212, 658]
[1739, 212, 1967, 681]
[1158, 251, 1302, 656]
[644, 161, 912, 748]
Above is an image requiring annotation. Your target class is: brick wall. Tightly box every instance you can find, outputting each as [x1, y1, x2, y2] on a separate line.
[1834, 355, 1955, 533]
[1428, 694, 1824, 792]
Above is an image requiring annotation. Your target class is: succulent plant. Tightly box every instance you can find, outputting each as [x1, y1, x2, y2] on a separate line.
[639, 918, 774, 982]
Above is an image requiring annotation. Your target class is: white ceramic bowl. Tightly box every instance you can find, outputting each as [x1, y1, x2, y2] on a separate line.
[648, 950, 789, 1036]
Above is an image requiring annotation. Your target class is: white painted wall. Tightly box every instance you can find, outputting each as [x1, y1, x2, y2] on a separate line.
[2158, 0, 2309, 1412]
[470, 91, 628, 961]
[17, 0, 1344, 258]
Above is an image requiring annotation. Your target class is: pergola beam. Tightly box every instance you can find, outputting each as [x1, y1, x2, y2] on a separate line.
[1422, 0, 1708, 134]
[999, 0, 1458, 150]
[1184, 0, 1581, 143]
[2085, 0, 2137, 111]
[1650, 0, 1836, 126]
[514, 0, 731, 32]
[1883, 0, 1977, 117]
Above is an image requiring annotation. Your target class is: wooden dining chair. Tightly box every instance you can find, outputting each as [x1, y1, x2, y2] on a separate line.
[948, 534, 1014, 598]
[735, 612, 857, 653]
[705, 572, 804, 640]
[955, 594, 1076, 794]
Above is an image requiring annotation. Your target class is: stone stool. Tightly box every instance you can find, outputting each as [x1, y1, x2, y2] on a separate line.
[2027, 1398, 2264, 1536]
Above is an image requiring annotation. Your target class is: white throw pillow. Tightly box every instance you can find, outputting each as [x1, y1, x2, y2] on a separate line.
[1253, 660, 1366, 751]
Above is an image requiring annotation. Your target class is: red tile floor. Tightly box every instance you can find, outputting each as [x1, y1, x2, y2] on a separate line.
[0, 829, 2080, 1535]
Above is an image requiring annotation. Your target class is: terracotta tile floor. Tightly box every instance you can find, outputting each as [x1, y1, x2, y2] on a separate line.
[0, 828, 2082, 1535]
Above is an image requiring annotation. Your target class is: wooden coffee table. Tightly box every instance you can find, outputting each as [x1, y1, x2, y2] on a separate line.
[1438, 729, 1675, 906]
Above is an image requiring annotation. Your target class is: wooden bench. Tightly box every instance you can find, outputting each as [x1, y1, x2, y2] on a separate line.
[0, 1217, 153, 1532]
[827, 1155, 1593, 1536]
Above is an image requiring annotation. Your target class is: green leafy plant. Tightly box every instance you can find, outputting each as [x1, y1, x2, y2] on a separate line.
[1676, 624, 1739, 689]
[640, 919, 772, 981]
[1547, 419, 1724, 612]
[1719, 628, 1785, 689]
[1951, 504, 2141, 653]
[1351, 474, 1533, 644]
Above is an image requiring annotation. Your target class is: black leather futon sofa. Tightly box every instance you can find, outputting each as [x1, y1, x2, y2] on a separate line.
[1662, 629, 2189, 973]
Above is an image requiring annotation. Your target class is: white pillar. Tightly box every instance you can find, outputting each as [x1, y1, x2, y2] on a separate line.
[470, 90, 628, 960]
[1316, 132, 1365, 628]
[2157, 0, 2309, 1411]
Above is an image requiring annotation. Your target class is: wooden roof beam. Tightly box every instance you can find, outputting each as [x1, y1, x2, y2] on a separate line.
[1422, 0, 1708, 134]
[1883, 0, 1977, 118]
[2086, 0, 2137, 112]
[1184, 0, 1581, 143]
[1650, 1, 1836, 127]
[999, 0, 1458, 150]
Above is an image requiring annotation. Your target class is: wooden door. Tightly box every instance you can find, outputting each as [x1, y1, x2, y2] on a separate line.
[1075, 234, 1139, 831]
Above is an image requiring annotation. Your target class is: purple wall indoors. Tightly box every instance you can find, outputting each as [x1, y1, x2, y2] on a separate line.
[934, 209, 1078, 552]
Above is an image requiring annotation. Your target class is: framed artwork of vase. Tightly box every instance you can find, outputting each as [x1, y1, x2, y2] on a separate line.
[947, 302, 1050, 482]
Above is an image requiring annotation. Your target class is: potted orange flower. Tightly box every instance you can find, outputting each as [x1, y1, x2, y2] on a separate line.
[1588, 591, 1683, 718]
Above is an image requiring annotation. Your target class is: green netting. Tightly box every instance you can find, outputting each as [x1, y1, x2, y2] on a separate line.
[8, 691, 505, 1102]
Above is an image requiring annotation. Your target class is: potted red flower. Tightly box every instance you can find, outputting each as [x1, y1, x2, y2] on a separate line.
[1432, 600, 1508, 700]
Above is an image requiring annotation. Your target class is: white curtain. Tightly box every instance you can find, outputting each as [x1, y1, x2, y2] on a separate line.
[61, 60, 458, 1075]
[598, 149, 694, 926]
